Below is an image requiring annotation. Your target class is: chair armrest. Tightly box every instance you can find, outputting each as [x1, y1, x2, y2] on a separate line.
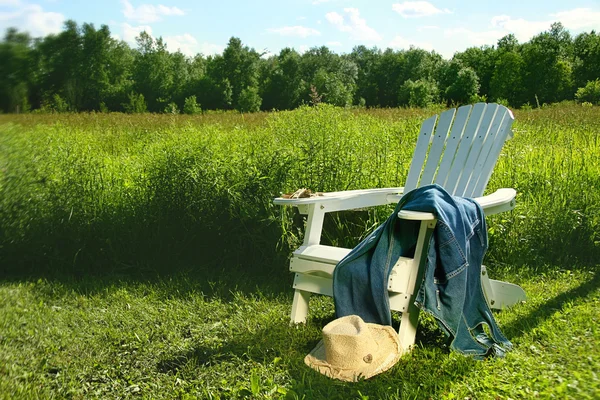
[397, 188, 516, 221]
[474, 188, 517, 216]
[273, 187, 405, 213]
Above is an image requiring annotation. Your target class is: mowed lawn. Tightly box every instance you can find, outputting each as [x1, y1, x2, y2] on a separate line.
[0, 104, 598, 399]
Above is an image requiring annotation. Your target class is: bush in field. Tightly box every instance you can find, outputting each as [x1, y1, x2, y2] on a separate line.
[41, 93, 70, 113]
[237, 86, 262, 113]
[123, 92, 147, 113]
[444, 67, 480, 105]
[183, 95, 201, 114]
[575, 79, 600, 105]
[398, 79, 439, 108]
[163, 102, 180, 114]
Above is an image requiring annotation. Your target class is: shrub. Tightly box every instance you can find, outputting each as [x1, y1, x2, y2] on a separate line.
[123, 92, 147, 113]
[237, 86, 262, 113]
[575, 79, 600, 105]
[398, 79, 439, 108]
[163, 102, 180, 114]
[494, 98, 509, 107]
[46, 94, 70, 113]
[445, 67, 480, 105]
[183, 95, 201, 114]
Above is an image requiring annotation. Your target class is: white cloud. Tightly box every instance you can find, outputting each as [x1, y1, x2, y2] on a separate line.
[164, 33, 198, 56]
[551, 8, 600, 30]
[444, 28, 506, 46]
[0, 3, 64, 37]
[116, 26, 222, 56]
[298, 45, 309, 54]
[121, 0, 184, 24]
[490, 15, 550, 42]
[0, 0, 21, 6]
[164, 34, 223, 57]
[489, 8, 600, 43]
[266, 25, 321, 38]
[388, 35, 433, 51]
[325, 8, 382, 42]
[120, 23, 153, 45]
[326, 41, 342, 47]
[418, 25, 439, 31]
[392, 1, 450, 18]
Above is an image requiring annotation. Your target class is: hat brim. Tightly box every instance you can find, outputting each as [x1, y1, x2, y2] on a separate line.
[304, 323, 402, 382]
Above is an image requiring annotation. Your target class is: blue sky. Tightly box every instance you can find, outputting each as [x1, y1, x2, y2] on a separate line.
[1, 0, 600, 59]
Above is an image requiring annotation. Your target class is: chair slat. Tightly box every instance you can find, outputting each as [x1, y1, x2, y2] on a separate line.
[419, 108, 456, 187]
[404, 115, 437, 193]
[435, 105, 472, 187]
[443, 103, 486, 195]
[454, 104, 499, 197]
[472, 110, 514, 195]
[464, 107, 508, 196]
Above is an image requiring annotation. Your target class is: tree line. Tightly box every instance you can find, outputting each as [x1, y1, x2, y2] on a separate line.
[1, 20, 599, 114]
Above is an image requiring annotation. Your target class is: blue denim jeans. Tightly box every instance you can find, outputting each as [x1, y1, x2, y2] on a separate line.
[333, 184, 512, 358]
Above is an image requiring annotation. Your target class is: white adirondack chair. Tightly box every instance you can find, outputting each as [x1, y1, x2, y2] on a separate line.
[274, 103, 526, 354]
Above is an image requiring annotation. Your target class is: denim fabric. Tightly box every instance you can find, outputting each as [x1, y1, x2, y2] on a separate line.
[333, 184, 512, 358]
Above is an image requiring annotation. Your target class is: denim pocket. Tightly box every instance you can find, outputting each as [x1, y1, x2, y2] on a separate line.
[433, 223, 468, 284]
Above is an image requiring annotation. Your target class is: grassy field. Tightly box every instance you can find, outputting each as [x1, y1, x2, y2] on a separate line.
[0, 104, 598, 399]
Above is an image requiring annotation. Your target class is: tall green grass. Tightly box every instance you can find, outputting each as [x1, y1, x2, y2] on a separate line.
[1, 104, 598, 278]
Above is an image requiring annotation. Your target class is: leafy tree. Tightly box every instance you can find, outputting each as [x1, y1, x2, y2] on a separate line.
[573, 31, 600, 89]
[371, 49, 406, 107]
[348, 45, 380, 106]
[404, 47, 443, 82]
[0, 28, 32, 112]
[35, 20, 83, 111]
[312, 69, 353, 107]
[216, 37, 261, 110]
[453, 46, 496, 98]
[132, 31, 175, 112]
[575, 79, 600, 104]
[260, 48, 303, 110]
[398, 79, 439, 108]
[521, 23, 574, 104]
[497, 34, 520, 53]
[78, 23, 113, 111]
[101, 39, 134, 112]
[444, 67, 480, 105]
[237, 86, 262, 112]
[490, 50, 526, 106]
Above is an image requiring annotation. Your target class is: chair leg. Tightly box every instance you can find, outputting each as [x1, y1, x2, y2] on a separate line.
[291, 289, 311, 324]
[397, 302, 420, 354]
[481, 265, 526, 310]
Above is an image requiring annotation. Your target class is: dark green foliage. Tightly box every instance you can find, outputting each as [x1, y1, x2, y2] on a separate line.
[489, 50, 526, 106]
[443, 66, 480, 105]
[1, 22, 600, 113]
[575, 79, 600, 104]
[123, 92, 147, 113]
[398, 79, 439, 108]
[237, 86, 262, 113]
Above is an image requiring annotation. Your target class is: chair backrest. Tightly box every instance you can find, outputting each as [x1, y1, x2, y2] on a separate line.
[404, 103, 514, 198]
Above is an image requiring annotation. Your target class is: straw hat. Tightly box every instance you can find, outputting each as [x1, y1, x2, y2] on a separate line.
[304, 315, 402, 382]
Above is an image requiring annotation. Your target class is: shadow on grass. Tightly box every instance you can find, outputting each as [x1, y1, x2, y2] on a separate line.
[155, 314, 475, 399]
[502, 270, 599, 340]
